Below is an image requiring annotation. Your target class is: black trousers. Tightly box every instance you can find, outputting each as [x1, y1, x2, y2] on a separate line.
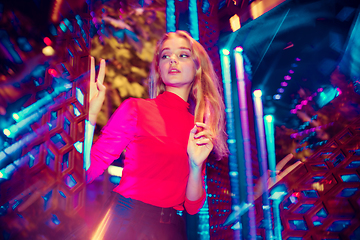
[93, 193, 187, 240]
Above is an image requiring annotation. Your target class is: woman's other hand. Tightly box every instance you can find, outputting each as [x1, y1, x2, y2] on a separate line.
[187, 122, 214, 169]
[89, 56, 106, 125]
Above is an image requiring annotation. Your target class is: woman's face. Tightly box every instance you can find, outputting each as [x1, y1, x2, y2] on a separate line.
[158, 36, 196, 90]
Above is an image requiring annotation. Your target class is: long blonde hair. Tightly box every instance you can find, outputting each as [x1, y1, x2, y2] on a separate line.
[149, 30, 228, 160]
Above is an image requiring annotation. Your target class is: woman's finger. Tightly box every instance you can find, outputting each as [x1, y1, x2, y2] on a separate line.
[194, 130, 211, 139]
[195, 122, 209, 130]
[97, 59, 106, 84]
[196, 138, 212, 145]
[90, 56, 95, 83]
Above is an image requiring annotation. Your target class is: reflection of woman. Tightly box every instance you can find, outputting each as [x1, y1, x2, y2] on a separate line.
[87, 30, 228, 239]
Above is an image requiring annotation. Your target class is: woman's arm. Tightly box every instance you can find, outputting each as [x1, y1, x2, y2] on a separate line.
[185, 122, 213, 214]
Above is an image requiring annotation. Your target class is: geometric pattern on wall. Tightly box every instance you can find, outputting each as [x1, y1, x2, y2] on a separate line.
[0, 10, 91, 240]
[254, 117, 360, 240]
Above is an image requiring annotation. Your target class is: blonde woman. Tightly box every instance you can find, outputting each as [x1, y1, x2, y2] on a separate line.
[87, 30, 228, 239]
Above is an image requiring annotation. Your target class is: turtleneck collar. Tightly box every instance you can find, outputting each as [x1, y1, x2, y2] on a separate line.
[156, 91, 190, 111]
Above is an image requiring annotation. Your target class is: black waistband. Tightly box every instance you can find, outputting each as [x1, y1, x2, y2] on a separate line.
[115, 194, 179, 224]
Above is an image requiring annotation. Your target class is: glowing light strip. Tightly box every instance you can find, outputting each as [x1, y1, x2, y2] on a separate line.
[220, 49, 241, 238]
[13, 83, 72, 122]
[253, 91, 274, 240]
[166, 0, 176, 33]
[84, 120, 94, 171]
[189, 0, 199, 41]
[234, 48, 256, 239]
[264, 115, 276, 183]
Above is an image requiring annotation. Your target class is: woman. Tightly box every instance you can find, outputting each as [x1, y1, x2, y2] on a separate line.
[87, 30, 228, 239]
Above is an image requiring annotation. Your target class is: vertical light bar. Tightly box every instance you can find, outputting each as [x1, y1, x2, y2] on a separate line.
[188, 0, 199, 41]
[264, 115, 276, 183]
[265, 114, 282, 239]
[84, 120, 94, 170]
[234, 47, 256, 240]
[220, 48, 241, 238]
[166, 0, 176, 32]
[253, 90, 274, 240]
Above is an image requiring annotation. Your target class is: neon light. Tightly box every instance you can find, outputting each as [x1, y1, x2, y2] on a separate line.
[222, 49, 230, 55]
[234, 49, 256, 239]
[235, 46, 243, 52]
[220, 48, 241, 214]
[189, 0, 199, 40]
[230, 14, 241, 32]
[264, 115, 276, 183]
[166, 0, 176, 32]
[3, 129, 10, 137]
[253, 89, 262, 98]
[84, 120, 94, 170]
[253, 91, 273, 239]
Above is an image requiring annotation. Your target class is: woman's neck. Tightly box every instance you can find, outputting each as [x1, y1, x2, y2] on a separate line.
[165, 86, 191, 102]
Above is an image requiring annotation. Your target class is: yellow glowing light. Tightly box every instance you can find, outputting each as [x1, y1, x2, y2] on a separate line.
[222, 49, 230, 55]
[107, 165, 123, 177]
[250, 0, 286, 20]
[3, 129, 10, 137]
[230, 14, 241, 32]
[0, 172, 3, 178]
[91, 208, 112, 240]
[265, 115, 273, 122]
[253, 89, 262, 98]
[12, 113, 19, 121]
[42, 46, 55, 56]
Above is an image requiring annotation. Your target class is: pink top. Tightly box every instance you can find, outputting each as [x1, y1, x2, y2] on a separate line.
[87, 91, 206, 214]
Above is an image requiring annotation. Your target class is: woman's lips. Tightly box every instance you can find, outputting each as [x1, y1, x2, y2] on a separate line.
[168, 68, 181, 74]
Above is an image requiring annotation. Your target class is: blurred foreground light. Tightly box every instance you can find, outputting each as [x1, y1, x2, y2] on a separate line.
[12, 113, 19, 121]
[222, 49, 230, 55]
[264, 115, 273, 122]
[273, 94, 281, 100]
[230, 14, 241, 32]
[42, 46, 55, 56]
[108, 165, 123, 177]
[44, 37, 52, 46]
[235, 46, 243, 52]
[3, 129, 10, 137]
[253, 89, 262, 98]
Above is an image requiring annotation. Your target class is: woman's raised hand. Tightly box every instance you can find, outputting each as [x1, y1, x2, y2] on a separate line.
[89, 56, 106, 125]
[187, 122, 214, 169]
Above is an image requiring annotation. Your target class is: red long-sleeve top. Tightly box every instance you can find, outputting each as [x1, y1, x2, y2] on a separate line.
[87, 91, 206, 215]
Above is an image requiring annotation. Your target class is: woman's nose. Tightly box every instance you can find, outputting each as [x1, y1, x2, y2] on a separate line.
[169, 55, 178, 64]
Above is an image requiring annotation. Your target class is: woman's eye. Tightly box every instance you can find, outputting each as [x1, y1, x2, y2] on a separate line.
[180, 54, 189, 58]
[161, 55, 169, 59]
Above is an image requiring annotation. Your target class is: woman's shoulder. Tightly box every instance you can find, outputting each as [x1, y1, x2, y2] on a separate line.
[119, 97, 155, 110]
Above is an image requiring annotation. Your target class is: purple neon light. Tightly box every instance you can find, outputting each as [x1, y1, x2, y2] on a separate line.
[289, 70, 294, 74]
[284, 75, 291, 80]
[295, 57, 301, 61]
[281, 82, 288, 87]
[234, 50, 257, 238]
